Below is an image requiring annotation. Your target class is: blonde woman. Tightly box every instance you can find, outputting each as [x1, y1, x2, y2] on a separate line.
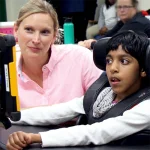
[14, 0, 102, 108]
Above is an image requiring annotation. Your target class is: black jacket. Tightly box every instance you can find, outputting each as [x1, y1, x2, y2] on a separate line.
[105, 12, 150, 37]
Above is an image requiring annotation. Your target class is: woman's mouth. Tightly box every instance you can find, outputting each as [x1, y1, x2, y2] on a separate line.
[28, 46, 40, 52]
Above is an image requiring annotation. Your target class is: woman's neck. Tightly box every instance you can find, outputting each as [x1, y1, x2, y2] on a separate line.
[22, 51, 50, 75]
[22, 60, 42, 76]
[21, 54, 50, 88]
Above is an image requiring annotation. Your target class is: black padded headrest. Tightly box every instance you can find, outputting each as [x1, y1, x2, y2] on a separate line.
[145, 44, 150, 78]
[93, 37, 111, 71]
[93, 37, 150, 79]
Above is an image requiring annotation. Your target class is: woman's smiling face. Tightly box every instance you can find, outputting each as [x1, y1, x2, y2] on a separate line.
[14, 13, 56, 60]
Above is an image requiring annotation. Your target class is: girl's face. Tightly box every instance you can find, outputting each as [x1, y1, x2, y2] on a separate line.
[106, 45, 146, 100]
[14, 13, 56, 61]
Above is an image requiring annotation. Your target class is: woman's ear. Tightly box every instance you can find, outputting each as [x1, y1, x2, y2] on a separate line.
[51, 29, 58, 44]
[13, 23, 19, 42]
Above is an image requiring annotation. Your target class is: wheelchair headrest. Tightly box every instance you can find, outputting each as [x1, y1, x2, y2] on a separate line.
[93, 37, 111, 71]
[93, 37, 150, 79]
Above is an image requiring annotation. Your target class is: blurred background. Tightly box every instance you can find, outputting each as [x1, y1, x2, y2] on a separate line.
[0, 0, 150, 42]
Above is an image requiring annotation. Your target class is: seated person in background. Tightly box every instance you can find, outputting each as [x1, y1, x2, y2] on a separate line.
[14, 0, 102, 108]
[7, 31, 150, 149]
[79, 0, 150, 49]
[84, 0, 98, 26]
[147, 9, 150, 15]
[86, 0, 118, 39]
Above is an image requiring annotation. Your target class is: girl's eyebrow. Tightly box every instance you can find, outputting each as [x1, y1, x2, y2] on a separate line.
[106, 54, 111, 57]
[106, 54, 131, 58]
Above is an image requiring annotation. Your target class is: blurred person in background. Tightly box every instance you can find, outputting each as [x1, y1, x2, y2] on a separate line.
[86, 0, 118, 39]
[78, 0, 150, 49]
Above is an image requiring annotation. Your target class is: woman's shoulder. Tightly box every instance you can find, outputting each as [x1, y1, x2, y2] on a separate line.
[52, 44, 93, 56]
[51, 44, 94, 64]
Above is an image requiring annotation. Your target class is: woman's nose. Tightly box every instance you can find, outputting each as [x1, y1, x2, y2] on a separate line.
[32, 32, 40, 44]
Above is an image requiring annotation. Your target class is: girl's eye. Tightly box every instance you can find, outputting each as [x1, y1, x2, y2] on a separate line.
[121, 59, 129, 65]
[106, 58, 112, 64]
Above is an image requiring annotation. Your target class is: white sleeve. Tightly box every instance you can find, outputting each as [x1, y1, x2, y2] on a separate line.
[12, 96, 85, 126]
[98, 5, 105, 30]
[105, 5, 118, 30]
[39, 100, 150, 147]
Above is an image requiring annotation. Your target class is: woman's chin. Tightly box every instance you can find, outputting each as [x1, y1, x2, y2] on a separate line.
[27, 51, 40, 57]
[25, 53, 41, 60]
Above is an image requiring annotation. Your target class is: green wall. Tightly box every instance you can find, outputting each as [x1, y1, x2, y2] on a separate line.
[0, 0, 7, 21]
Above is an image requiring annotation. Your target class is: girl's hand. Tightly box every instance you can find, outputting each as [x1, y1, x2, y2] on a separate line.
[6, 131, 41, 150]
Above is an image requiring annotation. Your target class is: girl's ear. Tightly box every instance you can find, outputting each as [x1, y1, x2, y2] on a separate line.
[13, 23, 19, 42]
[141, 70, 147, 77]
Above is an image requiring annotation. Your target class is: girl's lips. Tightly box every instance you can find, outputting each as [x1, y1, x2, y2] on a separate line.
[110, 77, 120, 86]
[111, 80, 120, 86]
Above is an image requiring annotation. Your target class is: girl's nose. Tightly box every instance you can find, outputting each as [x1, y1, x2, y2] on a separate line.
[110, 61, 119, 73]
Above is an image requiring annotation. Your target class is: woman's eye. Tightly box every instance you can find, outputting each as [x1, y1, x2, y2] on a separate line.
[106, 58, 112, 64]
[25, 27, 33, 32]
[121, 59, 129, 64]
[41, 30, 50, 35]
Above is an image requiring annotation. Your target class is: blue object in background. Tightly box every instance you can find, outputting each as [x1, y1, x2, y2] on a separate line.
[63, 18, 75, 44]
[61, 0, 84, 14]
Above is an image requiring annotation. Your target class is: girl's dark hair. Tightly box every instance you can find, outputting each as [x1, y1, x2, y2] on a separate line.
[106, 30, 149, 71]
[105, 0, 115, 9]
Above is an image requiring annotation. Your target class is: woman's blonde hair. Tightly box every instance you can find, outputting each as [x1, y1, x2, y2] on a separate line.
[16, 0, 59, 32]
